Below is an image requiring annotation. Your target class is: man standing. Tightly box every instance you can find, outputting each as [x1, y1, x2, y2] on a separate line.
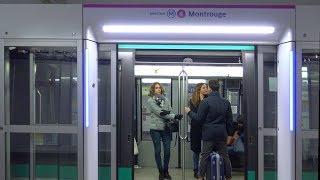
[185, 79, 233, 180]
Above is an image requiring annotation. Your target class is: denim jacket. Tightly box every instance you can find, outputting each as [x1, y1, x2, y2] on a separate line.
[147, 96, 176, 130]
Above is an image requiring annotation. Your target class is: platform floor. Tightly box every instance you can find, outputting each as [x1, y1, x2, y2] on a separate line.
[134, 167, 244, 180]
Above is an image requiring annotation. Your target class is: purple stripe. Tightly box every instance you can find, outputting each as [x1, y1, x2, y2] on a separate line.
[83, 3, 295, 9]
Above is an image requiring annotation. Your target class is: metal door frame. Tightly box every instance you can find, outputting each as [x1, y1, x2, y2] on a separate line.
[2, 39, 83, 180]
[0, 38, 5, 180]
[257, 46, 278, 180]
[296, 41, 319, 180]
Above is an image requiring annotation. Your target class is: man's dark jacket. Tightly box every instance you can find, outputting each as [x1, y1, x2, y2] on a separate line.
[188, 92, 233, 141]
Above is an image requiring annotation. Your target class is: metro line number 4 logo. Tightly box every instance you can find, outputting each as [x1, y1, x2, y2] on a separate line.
[177, 9, 186, 18]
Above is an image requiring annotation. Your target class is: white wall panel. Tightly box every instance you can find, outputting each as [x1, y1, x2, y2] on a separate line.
[0, 4, 82, 39]
[3, 0, 320, 5]
[296, 5, 320, 42]
[84, 29, 98, 180]
[84, 5, 294, 44]
[277, 40, 295, 180]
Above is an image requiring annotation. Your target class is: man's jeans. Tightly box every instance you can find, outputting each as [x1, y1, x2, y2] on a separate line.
[193, 151, 200, 171]
[198, 140, 232, 179]
[150, 129, 172, 172]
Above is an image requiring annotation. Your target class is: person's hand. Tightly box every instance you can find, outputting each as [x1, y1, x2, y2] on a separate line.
[226, 136, 235, 145]
[184, 107, 191, 113]
[160, 110, 170, 116]
[174, 114, 183, 120]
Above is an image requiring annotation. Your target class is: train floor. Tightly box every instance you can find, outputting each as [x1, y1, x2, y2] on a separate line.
[134, 167, 245, 180]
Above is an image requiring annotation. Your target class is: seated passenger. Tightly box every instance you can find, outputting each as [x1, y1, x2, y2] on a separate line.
[227, 115, 245, 154]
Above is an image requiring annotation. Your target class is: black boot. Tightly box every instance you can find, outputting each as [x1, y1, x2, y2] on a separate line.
[163, 171, 172, 180]
[193, 169, 199, 178]
[159, 170, 165, 180]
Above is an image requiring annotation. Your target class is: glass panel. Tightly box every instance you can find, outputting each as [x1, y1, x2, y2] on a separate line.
[6, 47, 77, 125]
[10, 133, 30, 180]
[301, 50, 319, 130]
[98, 49, 112, 180]
[220, 77, 242, 121]
[140, 79, 171, 141]
[302, 138, 318, 180]
[264, 136, 277, 180]
[98, 55, 111, 125]
[98, 132, 111, 180]
[7, 47, 30, 125]
[301, 49, 319, 180]
[263, 52, 277, 128]
[34, 133, 78, 180]
[35, 47, 77, 125]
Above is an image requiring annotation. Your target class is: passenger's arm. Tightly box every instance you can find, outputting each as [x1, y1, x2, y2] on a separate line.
[147, 98, 175, 119]
[188, 100, 208, 125]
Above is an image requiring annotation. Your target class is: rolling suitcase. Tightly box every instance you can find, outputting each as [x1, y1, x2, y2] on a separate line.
[209, 152, 225, 180]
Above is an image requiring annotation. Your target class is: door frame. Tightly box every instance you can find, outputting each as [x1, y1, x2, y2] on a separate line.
[120, 44, 256, 180]
[0, 38, 5, 180]
[242, 50, 258, 180]
[1, 39, 83, 180]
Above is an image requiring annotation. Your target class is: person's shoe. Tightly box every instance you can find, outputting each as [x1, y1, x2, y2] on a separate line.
[163, 171, 172, 180]
[197, 176, 205, 180]
[193, 169, 199, 178]
[159, 171, 165, 180]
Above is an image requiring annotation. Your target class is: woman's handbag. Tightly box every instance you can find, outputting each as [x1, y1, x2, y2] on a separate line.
[133, 137, 139, 155]
[164, 119, 179, 132]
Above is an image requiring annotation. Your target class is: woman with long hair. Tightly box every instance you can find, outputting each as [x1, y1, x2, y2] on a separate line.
[147, 82, 182, 180]
[188, 83, 208, 178]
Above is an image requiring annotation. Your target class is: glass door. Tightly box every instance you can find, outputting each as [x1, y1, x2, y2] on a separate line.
[97, 44, 117, 180]
[257, 46, 278, 180]
[296, 42, 319, 180]
[3, 40, 82, 180]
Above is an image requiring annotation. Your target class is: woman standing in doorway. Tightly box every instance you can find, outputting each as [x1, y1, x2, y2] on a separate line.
[147, 82, 182, 180]
[188, 83, 208, 178]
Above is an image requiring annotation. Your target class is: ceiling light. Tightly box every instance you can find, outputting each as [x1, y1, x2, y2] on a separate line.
[103, 25, 275, 34]
[141, 78, 171, 84]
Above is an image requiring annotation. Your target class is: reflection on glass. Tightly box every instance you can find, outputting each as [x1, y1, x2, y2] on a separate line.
[301, 52, 319, 130]
[264, 136, 277, 180]
[98, 132, 111, 180]
[10, 133, 30, 180]
[141, 80, 171, 141]
[98, 58, 111, 125]
[7, 47, 30, 125]
[34, 133, 78, 180]
[35, 47, 77, 125]
[302, 138, 318, 180]
[6, 47, 77, 125]
[263, 53, 277, 128]
[301, 50, 319, 180]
